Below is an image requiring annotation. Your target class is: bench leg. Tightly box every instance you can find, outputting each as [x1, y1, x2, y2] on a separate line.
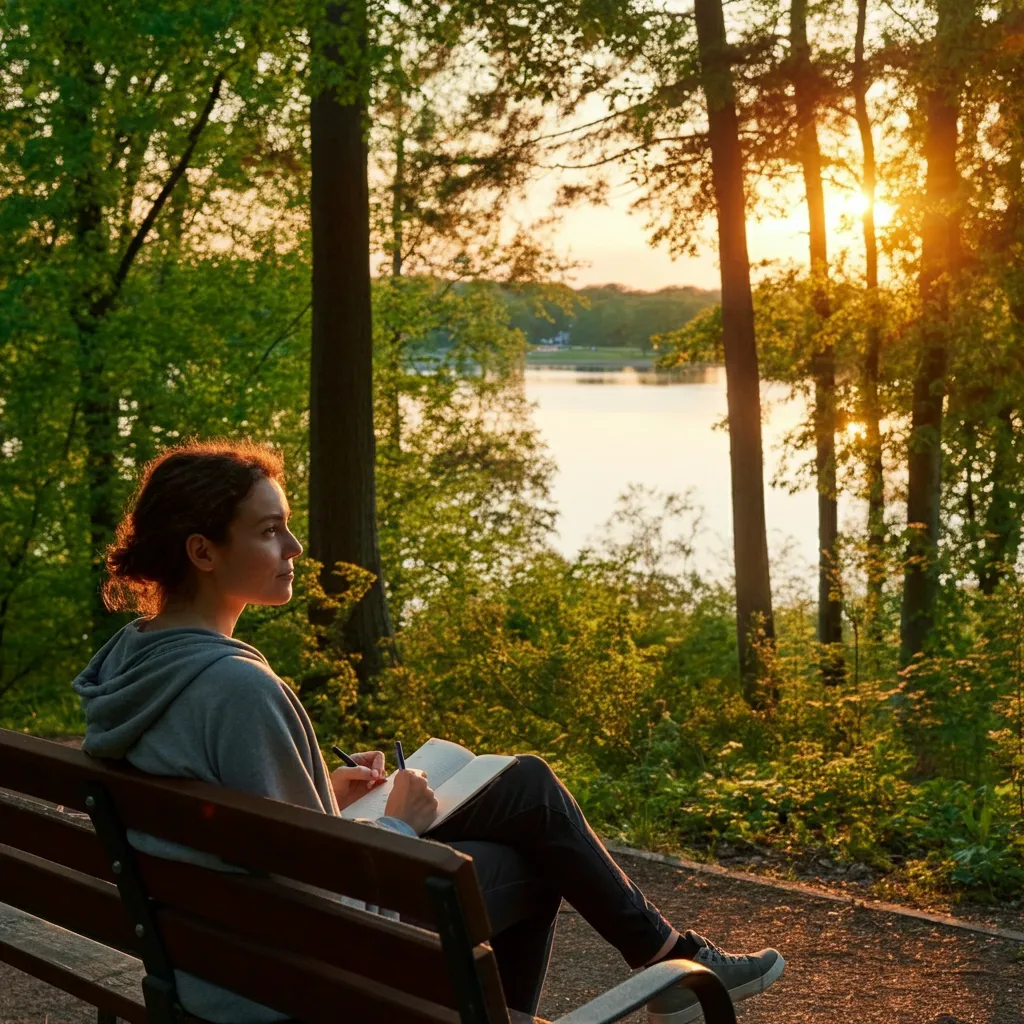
[97, 1011, 118, 1024]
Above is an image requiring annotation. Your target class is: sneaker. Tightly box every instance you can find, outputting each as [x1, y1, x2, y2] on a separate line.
[646, 931, 785, 1023]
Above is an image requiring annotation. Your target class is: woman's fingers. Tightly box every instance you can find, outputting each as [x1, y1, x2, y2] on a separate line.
[352, 750, 387, 783]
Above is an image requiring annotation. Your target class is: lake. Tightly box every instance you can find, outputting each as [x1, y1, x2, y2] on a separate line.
[522, 365, 873, 593]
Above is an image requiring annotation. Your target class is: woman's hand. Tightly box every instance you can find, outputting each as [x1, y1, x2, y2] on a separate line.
[384, 769, 438, 834]
[331, 750, 387, 811]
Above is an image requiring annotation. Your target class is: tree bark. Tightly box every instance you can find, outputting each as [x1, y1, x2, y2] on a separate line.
[388, 97, 405, 454]
[790, 0, 843, 682]
[695, 0, 775, 701]
[978, 404, 1021, 595]
[309, 0, 396, 688]
[899, 0, 969, 666]
[62, 37, 122, 650]
[854, 0, 886, 635]
[977, 105, 1024, 595]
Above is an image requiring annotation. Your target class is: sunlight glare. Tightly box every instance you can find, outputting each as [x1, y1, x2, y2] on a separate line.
[846, 420, 867, 440]
[850, 193, 895, 227]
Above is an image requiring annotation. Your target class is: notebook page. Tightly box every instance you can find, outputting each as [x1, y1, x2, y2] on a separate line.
[405, 738, 476, 789]
[430, 754, 517, 829]
[339, 737, 475, 820]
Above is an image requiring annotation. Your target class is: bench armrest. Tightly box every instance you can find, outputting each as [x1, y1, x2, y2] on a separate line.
[550, 958, 735, 1024]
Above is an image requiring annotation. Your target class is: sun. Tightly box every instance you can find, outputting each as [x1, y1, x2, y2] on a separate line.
[850, 193, 895, 227]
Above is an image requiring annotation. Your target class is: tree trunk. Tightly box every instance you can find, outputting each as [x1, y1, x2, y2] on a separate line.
[78, 316, 121, 648]
[388, 101, 405, 454]
[309, 0, 396, 688]
[899, 0, 969, 666]
[64, 38, 121, 651]
[978, 405, 1021, 595]
[854, 0, 886, 635]
[977, 109, 1024, 595]
[695, 0, 775, 702]
[791, 0, 843, 683]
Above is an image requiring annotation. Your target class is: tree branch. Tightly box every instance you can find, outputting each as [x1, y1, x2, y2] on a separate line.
[537, 134, 705, 171]
[241, 301, 313, 389]
[93, 71, 225, 317]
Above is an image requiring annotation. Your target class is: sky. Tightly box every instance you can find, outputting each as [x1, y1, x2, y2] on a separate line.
[511, 170, 894, 293]
[501, 58, 899, 295]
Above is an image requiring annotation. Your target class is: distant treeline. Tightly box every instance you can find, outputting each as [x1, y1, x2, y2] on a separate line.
[501, 283, 721, 352]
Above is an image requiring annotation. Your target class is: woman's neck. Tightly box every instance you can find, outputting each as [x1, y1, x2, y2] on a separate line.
[141, 611, 230, 636]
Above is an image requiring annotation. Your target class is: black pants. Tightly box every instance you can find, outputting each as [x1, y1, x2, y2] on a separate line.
[425, 755, 674, 1015]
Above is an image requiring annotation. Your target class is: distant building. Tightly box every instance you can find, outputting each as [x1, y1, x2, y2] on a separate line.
[537, 330, 570, 348]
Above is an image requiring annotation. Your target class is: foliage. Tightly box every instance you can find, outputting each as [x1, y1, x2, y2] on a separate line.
[505, 283, 720, 353]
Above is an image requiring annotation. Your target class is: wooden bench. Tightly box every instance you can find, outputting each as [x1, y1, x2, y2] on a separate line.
[0, 728, 735, 1024]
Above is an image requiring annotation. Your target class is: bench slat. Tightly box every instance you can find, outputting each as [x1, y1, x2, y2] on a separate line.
[141, 856, 507, 1012]
[0, 789, 498, 1008]
[0, 789, 113, 879]
[0, 729, 492, 943]
[0, 845, 138, 954]
[0, 902, 148, 1024]
[157, 908, 467, 1024]
[0, 844, 511, 1023]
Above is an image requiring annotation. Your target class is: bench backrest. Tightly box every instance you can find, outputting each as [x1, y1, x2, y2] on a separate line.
[0, 729, 511, 1024]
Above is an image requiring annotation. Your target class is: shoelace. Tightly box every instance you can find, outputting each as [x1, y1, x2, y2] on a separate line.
[694, 936, 750, 965]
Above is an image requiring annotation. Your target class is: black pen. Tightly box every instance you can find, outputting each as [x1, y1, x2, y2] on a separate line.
[331, 745, 359, 768]
[394, 740, 406, 771]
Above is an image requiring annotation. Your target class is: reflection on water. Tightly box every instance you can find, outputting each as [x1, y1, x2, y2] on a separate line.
[523, 364, 870, 591]
[524, 365, 718, 386]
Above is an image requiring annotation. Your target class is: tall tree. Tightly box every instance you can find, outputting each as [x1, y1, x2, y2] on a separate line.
[694, 0, 776, 698]
[789, 0, 843, 680]
[972, 5, 1024, 595]
[900, 0, 972, 665]
[309, 0, 396, 686]
[853, 0, 887, 632]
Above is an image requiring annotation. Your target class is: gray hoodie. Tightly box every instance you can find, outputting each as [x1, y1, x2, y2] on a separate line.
[72, 617, 414, 1023]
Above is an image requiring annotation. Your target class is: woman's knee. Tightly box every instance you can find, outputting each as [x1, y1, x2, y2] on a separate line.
[514, 754, 560, 792]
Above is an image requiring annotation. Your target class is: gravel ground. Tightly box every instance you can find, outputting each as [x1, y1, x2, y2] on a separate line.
[537, 852, 1024, 1023]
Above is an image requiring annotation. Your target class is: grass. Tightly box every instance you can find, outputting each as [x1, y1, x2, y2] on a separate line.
[1, 678, 85, 737]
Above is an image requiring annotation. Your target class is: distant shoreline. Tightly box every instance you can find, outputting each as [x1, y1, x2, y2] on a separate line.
[407, 348, 719, 376]
[525, 345, 654, 369]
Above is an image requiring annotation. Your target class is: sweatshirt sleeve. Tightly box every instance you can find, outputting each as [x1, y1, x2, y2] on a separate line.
[201, 657, 336, 814]
[370, 815, 419, 838]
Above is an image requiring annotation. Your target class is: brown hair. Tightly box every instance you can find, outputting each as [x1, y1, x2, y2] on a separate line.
[102, 436, 287, 617]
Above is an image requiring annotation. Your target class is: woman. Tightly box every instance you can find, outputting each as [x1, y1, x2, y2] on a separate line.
[73, 438, 784, 1023]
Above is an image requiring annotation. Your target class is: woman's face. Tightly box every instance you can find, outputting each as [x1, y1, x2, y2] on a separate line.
[215, 476, 303, 606]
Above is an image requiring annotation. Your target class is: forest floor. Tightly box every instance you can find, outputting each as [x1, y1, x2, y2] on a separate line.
[537, 850, 1024, 1023]
[3, 737, 1023, 1022]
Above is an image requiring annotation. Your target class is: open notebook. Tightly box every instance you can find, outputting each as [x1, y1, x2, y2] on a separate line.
[339, 738, 516, 831]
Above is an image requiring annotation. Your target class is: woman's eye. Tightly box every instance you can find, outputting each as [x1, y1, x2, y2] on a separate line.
[265, 527, 277, 535]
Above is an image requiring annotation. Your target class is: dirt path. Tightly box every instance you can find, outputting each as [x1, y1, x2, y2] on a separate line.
[3, 848, 1022, 1023]
[538, 852, 1024, 1023]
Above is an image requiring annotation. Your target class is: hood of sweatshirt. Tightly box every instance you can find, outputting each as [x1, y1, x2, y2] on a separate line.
[72, 618, 271, 759]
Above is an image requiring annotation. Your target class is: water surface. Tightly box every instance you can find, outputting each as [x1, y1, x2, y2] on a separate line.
[523, 365, 870, 591]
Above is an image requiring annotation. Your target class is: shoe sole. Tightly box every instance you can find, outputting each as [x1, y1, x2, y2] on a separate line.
[647, 953, 786, 1024]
